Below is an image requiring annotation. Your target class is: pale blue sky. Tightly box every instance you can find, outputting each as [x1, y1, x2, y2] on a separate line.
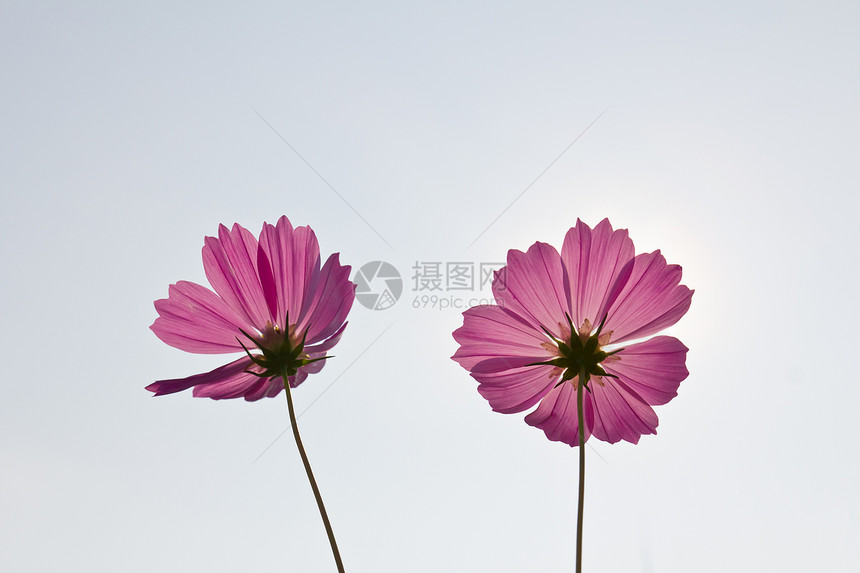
[2, 1, 858, 571]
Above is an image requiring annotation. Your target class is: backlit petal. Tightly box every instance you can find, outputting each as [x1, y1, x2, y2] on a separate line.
[202, 223, 273, 330]
[602, 251, 693, 344]
[288, 368, 309, 388]
[603, 336, 689, 406]
[452, 305, 554, 371]
[145, 356, 255, 397]
[296, 253, 355, 344]
[193, 370, 267, 400]
[151, 281, 253, 354]
[561, 218, 635, 327]
[589, 379, 658, 444]
[304, 321, 348, 355]
[258, 217, 322, 328]
[256, 244, 279, 322]
[474, 366, 560, 414]
[525, 381, 595, 447]
[492, 242, 568, 337]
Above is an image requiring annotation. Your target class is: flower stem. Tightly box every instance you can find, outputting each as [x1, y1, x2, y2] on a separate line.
[576, 366, 586, 573]
[282, 373, 345, 573]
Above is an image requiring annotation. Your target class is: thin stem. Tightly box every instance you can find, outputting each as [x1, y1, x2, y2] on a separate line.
[576, 367, 586, 573]
[282, 373, 345, 573]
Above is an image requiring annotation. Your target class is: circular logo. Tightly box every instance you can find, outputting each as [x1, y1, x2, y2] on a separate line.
[354, 261, 403, 310]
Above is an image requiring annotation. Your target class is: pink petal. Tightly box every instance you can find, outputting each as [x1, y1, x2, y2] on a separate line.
[256, 243, 280, 322]
[265, 381, 284, 398]
[145, 355, 255, 397]
[560, 218, 636, 328]
[452, 305, 554, 371]
[603, 336, 689, 406]
[304, 321, 348, 355]
[296, 253, 355, 345]
[244, 378, 283, 402]
[240, 379, 268, 401]
[602, 251, 694, 344]
[288, 368, 309, 388]
[202, 223, 273, 330]
[258, 217, 322, 328]
[492, 242, 569, 337]
[193, 370, 266, 399]
[303, 359, 327, 375]
[151, 281, 253, 354]
[469, 356, 549, 374]
[452, 305, 561, 414]
[474, 366, 560, 414]
[589, 379, 658, 444]
[525, 381, 595, 447]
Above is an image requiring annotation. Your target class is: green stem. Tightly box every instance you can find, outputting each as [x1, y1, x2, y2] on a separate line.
[282, 373, 345, 573]
[576, 366, 586, 573]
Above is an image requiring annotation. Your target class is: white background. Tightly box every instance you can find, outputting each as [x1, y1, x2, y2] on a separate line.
[2, 1, 858, 571]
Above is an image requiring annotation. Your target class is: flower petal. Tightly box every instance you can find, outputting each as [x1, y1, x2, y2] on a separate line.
[256, 243, 280, 322]
[602, 251, 693, 344]
[266, 381, 284, 398]
[192, 370, 267, 399]
[452, 305, 561, 414]
[243, 377, 286, 400]
[589, 379, 658, 444]
[258, 217, 321, 328]
[304, 321, 348, 355]
[603, 336, 688, 405]
[145, 356, 255, 397]
[492, 242, 569, 337]
[474, 366, 560, 414]
[470, 356, 548, 374]
[151, 281, 253, 354]
[303, 358, 328, 375]
[560, 218, 636, 328]
[288, 368, 309, 388]
[202, 223, 273, 330]
[296, 253, 355, 344]
[524, 381, 595, 447]
[452, 305, 554, 372]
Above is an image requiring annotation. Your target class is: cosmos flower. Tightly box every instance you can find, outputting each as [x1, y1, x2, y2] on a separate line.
[452, 218, 693, 447]
[147, 216, 355, 400]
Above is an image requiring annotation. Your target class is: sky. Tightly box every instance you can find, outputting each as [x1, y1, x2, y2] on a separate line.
[2, 1, 859, 572]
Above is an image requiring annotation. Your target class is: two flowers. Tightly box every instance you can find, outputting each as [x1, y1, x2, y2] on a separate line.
[148, 215, 693, 571]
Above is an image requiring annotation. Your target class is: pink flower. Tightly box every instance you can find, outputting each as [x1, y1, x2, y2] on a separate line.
[452, 219, 693, 446]
[147, 216, 355, 400]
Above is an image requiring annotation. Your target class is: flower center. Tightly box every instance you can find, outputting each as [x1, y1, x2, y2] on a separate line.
[237, 316, 328, 379]
[531, 315, 622, 389]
